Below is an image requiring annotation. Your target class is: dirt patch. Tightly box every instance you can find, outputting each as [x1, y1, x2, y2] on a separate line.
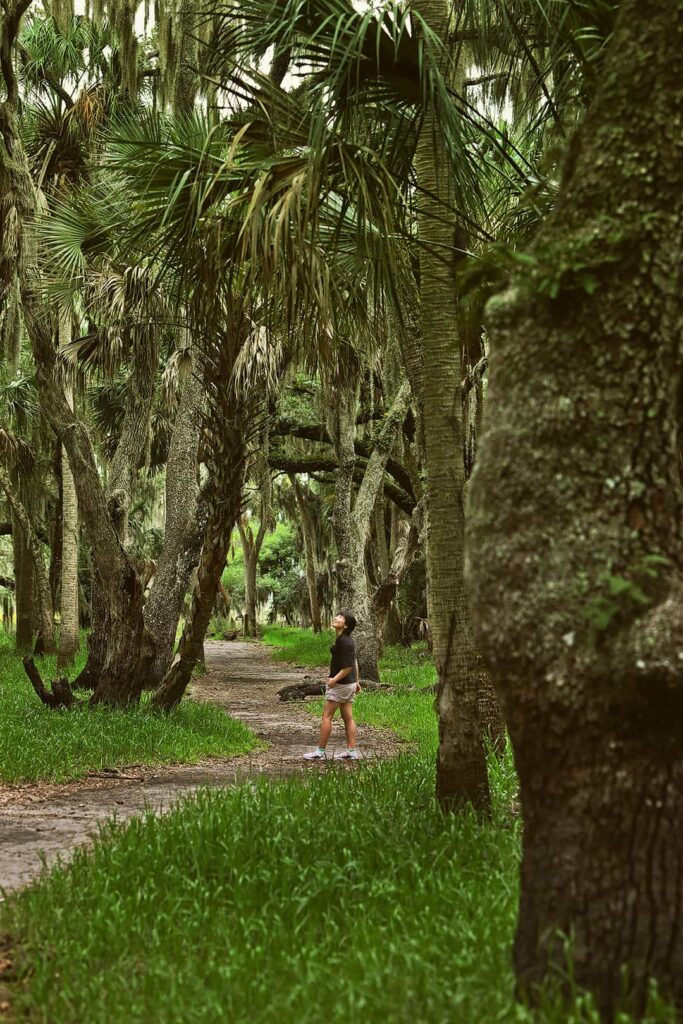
[0, 641, 406, 894]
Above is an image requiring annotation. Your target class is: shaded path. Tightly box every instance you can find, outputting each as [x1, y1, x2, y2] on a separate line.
[0, 641, 406, 893]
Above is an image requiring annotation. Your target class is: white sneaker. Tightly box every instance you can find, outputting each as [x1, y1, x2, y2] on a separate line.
[303, 748, 327, 761]
[335, 749, 362, 760]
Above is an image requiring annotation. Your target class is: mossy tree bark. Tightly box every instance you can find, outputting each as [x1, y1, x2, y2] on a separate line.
[413, 0, 489, 812]
[467, 1, 683, 1013]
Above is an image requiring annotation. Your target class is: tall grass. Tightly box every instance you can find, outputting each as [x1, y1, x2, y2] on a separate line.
[3, 754, 673, 1023]
[0, 633, 259, 783]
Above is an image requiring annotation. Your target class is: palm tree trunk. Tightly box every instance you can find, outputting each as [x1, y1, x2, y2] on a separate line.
[467, 0, 683, 1010]
[58, 311, 79, 668]
[413, 0, 489, 812]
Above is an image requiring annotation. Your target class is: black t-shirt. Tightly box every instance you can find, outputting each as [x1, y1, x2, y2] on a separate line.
[329, 633, 357, 683]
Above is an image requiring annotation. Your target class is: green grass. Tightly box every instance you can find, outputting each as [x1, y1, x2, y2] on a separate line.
[2, 755, 673, 1024]
[0, 632, 260, 784]
[1, 628, 674, 1023]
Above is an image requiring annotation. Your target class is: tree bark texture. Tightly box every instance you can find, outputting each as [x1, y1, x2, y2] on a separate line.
[152, 317, 251, 711]
[152, 426, 247, 711]
[467, 1, 683, 1014]
[144, 364, 204, 688]
[0, 466, 54, 652]
[413, 1, 490, 812]
[11, 510, 33, 651]
[291, 476, 322, 632]
[58, 311, 79, 668]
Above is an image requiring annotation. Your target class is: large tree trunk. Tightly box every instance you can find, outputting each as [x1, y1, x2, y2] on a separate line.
[144, 365, 204, 687]
[239, 527, 260, 637]
[372, 508, 421, 644]
[58, 312, 79, 668]
[467, 1, 683, 1013]
[72, 328, 158, 691]
[291, 476, 322, 633]
[413, 1, 489, 812]
[153, 429, 246, 711]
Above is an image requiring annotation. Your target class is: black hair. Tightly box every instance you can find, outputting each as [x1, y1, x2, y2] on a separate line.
[339, 609, 357, 634]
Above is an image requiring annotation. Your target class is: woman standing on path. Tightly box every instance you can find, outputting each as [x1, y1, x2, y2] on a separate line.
[303, 611, 362, 761]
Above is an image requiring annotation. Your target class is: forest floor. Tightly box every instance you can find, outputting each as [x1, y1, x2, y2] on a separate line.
[0, 640, 406, 893]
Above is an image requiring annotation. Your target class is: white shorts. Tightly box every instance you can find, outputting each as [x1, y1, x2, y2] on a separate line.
[326, 682, 357, 704]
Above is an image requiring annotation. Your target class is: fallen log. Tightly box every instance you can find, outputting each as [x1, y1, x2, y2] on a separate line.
[277, 678, 393, 702]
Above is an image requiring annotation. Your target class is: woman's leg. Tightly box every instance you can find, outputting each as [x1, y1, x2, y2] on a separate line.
[340, 701, 357, 749]
[317, 700, 338, 749]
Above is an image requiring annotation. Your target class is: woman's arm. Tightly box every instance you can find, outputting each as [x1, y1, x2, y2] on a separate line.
[328, 665, 354, 685]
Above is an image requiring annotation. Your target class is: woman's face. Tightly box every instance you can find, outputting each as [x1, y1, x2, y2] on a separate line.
[331, 613, 346, 631]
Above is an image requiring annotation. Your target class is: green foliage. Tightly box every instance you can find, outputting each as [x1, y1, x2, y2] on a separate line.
[580, 554, 671, 636]
[223, 523, 304, 620]
[0, 633, 260, 783]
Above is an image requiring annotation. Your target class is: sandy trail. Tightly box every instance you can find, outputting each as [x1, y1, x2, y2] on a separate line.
[0, 640, 405, 893]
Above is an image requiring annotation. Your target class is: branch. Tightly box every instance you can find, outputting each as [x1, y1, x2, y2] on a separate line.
[464, 73, 509, 89]
[0, 519, 49, 543]
[270, 455, 415, 516]
[353, 382, 411, 535]
[271, 420, 415, 498]
[462, 356, 489, 399]
[0, 574, 14, 590]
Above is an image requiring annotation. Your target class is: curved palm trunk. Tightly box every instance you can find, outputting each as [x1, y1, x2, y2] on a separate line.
[413, 0, 489, 812]
[467, 0, 683, 1012]
[144, 366, 204, 687]
[153, 430, 247, 711]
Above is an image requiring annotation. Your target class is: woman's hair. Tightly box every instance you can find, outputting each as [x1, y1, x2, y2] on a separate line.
[339, 609, 357, 634]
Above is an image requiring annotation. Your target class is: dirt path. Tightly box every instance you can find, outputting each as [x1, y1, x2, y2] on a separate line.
[0, 641, 406, 894]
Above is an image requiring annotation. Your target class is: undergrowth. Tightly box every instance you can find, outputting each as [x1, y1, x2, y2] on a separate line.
[0, 633, 259, 784]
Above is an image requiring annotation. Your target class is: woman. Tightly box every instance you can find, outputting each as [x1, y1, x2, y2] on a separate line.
[303, 610, 362, 760]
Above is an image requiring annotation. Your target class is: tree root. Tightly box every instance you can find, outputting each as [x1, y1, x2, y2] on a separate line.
[22, 658, 80, 709]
